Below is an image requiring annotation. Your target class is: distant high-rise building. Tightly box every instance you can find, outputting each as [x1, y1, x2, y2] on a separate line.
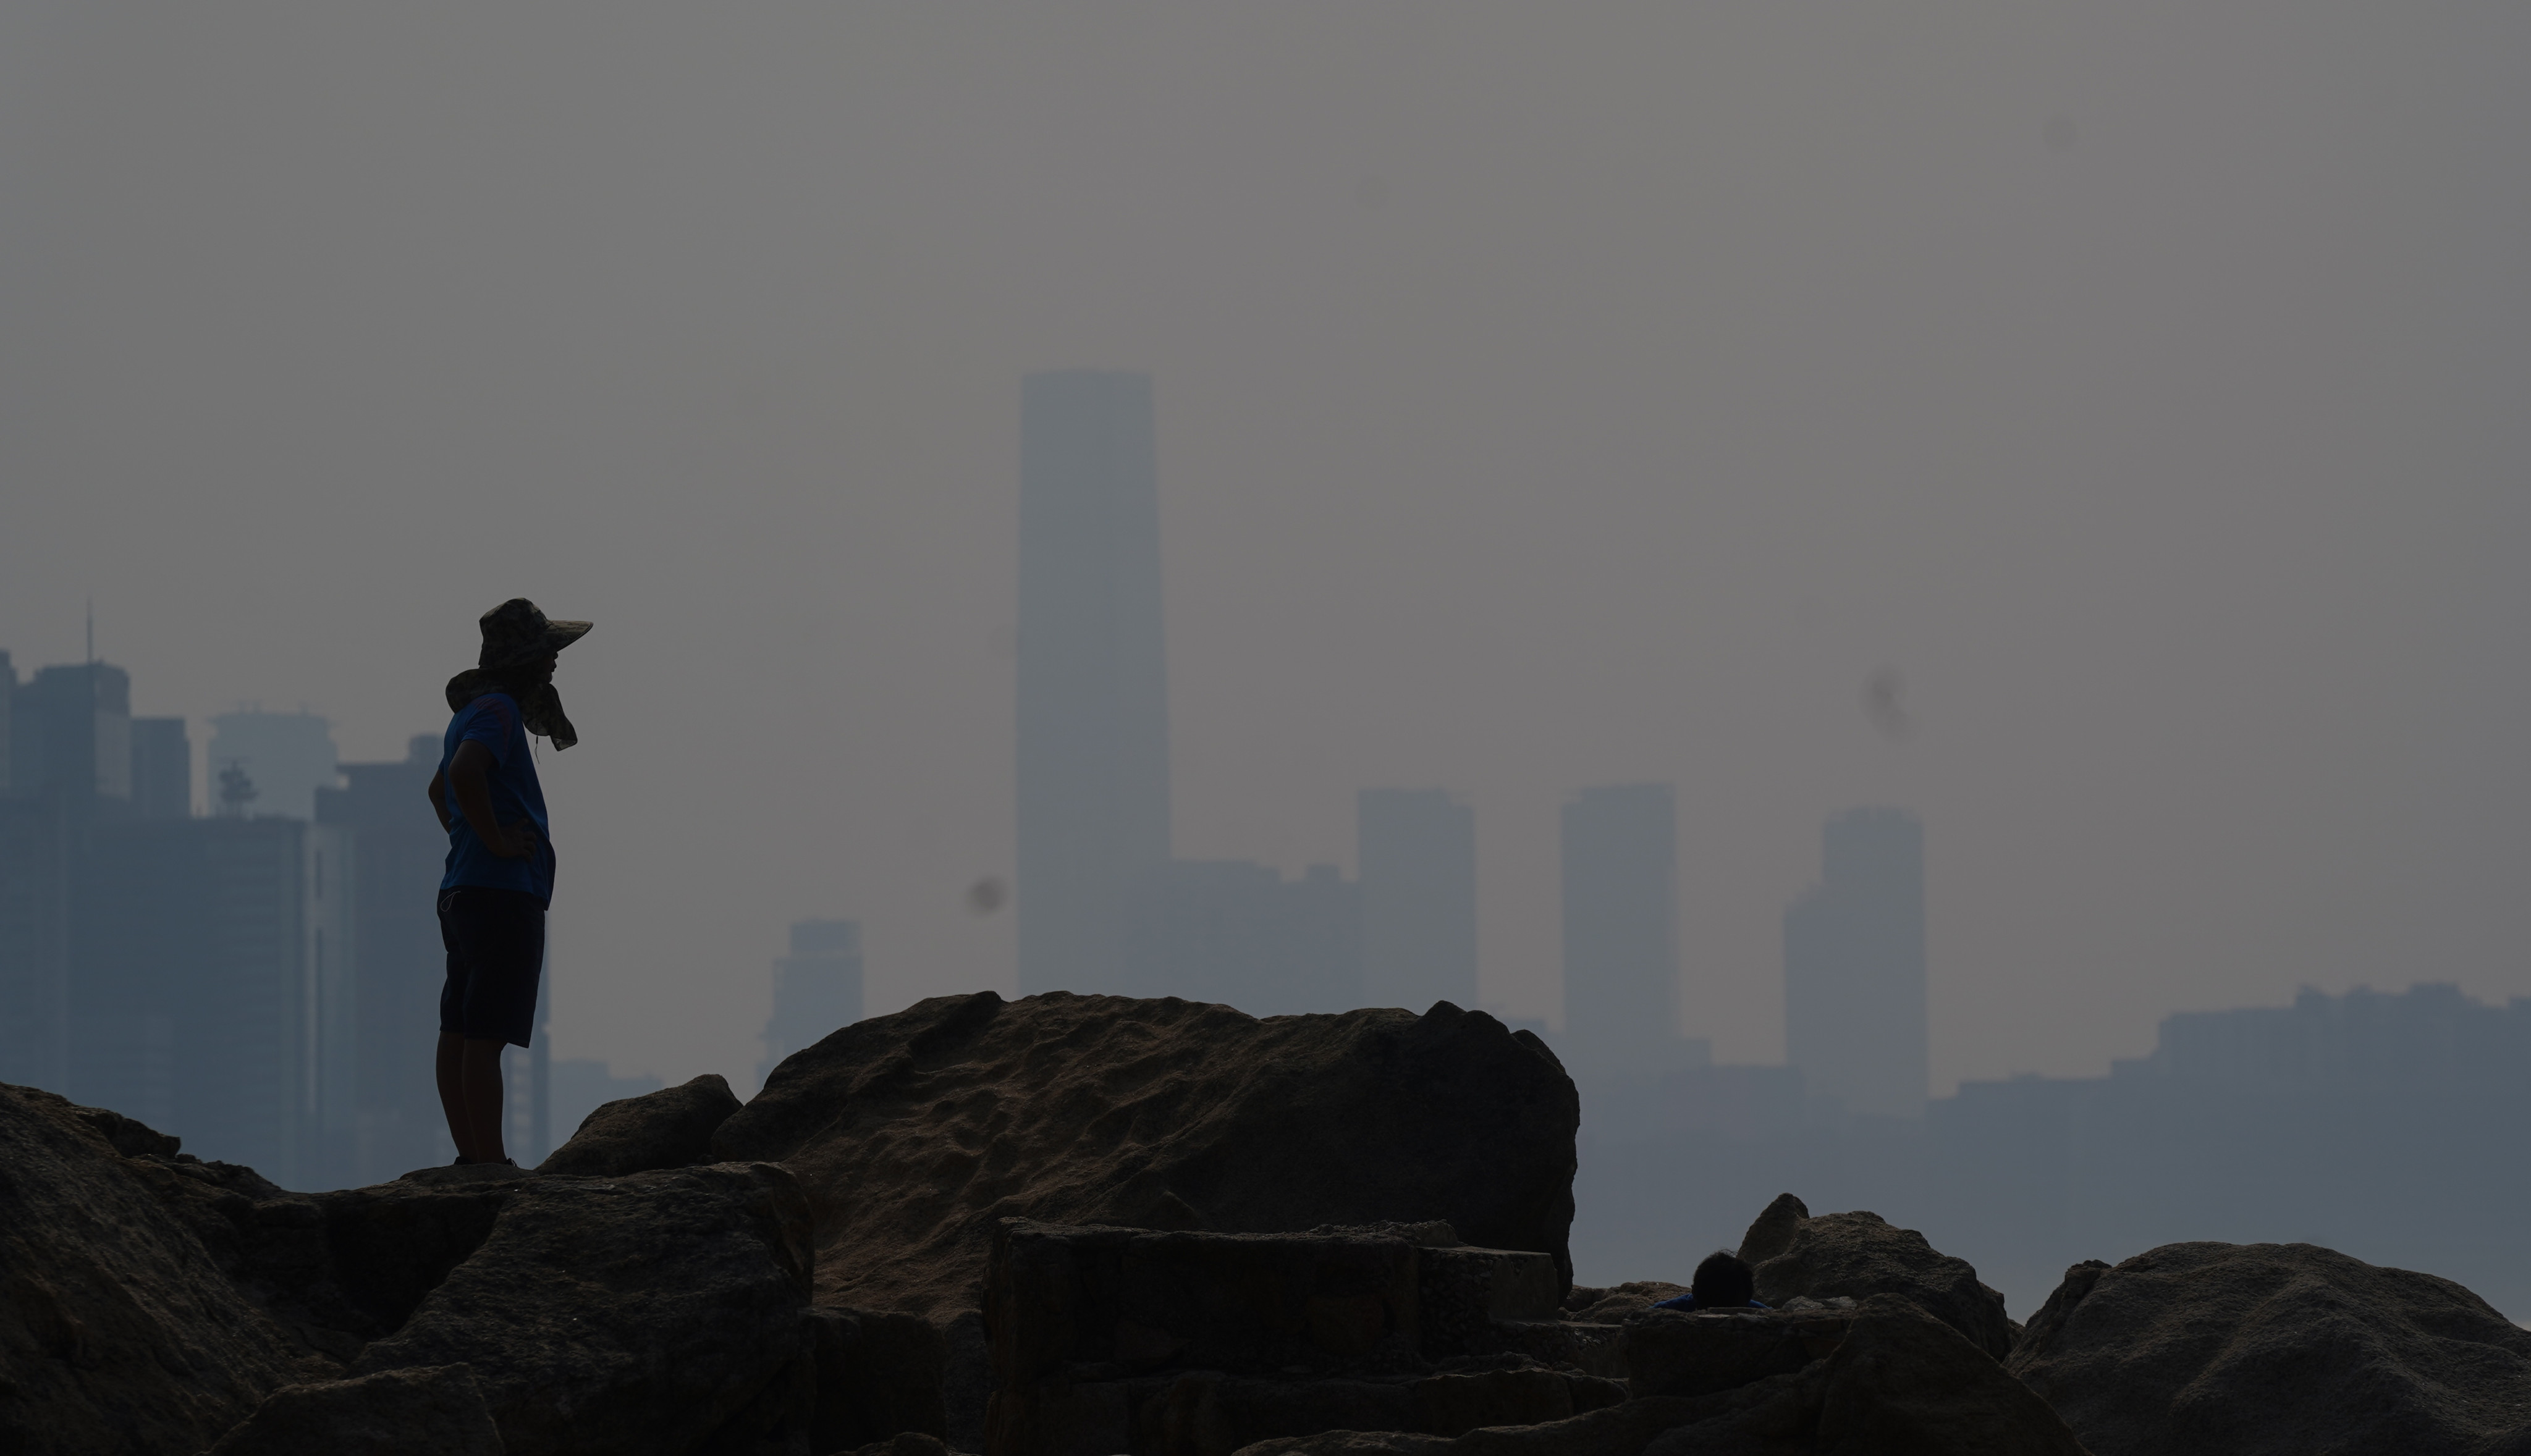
[207, 710, 339, 822]
[1015, 371, 1172, 996]
[73, 815, 352, 1186]
[1358, 789, 1477, 1013]
[12, 663, 133, 806]
[759, 919, 863, 1087]
[316, 734, 450, 1182]
[1123, 860, 1361, 1017]
[2, 658, 134, 1093]
[129, 717, 191, 819]
[1784, 808, 1927, 1119]
[1561, 785, 1682, 1077]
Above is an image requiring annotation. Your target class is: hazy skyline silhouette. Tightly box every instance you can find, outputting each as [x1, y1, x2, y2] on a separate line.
[2, 4, 2524, 1096]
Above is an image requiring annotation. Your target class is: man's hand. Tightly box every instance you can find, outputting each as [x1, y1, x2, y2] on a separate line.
[447, 741, 539, 859]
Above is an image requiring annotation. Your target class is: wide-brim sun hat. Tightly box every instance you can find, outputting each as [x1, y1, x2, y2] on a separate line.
[477, 597, 593, 670]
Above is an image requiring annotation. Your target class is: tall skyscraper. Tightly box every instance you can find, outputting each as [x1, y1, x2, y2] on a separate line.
[1560, 784, 1681, 1077]
[74, 814, 352, 1185]
[1358, 789, 1477, 1013]
[1785, 807, 1927, 1119]
[12, 663, 132, 805]
[317, 734, 450, 1182]
[1015, 371, 1172, 996]
[1, 659, 132, 1092]
[760, 919, 864, 1087]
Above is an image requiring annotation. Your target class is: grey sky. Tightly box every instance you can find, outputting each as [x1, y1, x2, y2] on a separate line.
[5, 3, 2525, 1095]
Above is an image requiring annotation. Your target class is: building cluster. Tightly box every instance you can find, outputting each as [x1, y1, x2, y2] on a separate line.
[0, 654, 574, 1187]
[1007, 370, 1931, 1112]
[1576, 981, 2531, 1317]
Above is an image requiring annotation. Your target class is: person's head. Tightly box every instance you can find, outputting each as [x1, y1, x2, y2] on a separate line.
[475, 599, 588, 686]
[1691, 1250, 1754, 1310]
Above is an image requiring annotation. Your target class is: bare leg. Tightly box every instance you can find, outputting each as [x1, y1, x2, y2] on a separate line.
[435, 1032, 471, 1161]
[462, 1038, 508, 1165]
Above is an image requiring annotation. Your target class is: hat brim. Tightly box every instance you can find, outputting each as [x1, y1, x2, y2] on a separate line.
[544, 620, 593, 650]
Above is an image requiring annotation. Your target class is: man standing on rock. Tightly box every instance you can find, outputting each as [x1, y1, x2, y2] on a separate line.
[427, 598, 591, 1168]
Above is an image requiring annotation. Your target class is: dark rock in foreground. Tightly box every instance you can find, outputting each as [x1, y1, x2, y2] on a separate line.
[2009, 1241, 2531, 1456]
[201, 1364, 501, 1456]
[0, 1079, 819, 1456]
[538, 1072, 744, 1178]
[986, 1219, 1621, 1456]
[349, 1162, 817, 1455]
[1235, 1295, 2087, 1456]
[715, 992, 1580, 1318]
[0, 1082, 307, 1455]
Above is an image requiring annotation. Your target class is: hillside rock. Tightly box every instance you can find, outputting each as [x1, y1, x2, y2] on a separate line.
[714, 992, 1579, 1319]
[538, 1072, 744, 1177]
[351, 1161, 817, 1455]
[201, 1364, 501, 1456]
[1749, 1210, 2015, 1361]
[0, 1082, 305, 1456]
[2008, 1241, 2531, 1456]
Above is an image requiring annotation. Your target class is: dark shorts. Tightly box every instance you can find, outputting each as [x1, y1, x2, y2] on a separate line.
[438, 886, 546, 1048]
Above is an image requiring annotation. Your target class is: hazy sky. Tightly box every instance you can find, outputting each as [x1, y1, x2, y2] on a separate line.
[5, 4, 2525, 1096]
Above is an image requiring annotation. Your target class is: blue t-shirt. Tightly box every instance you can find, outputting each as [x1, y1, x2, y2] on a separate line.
[438, 692, 556, 904]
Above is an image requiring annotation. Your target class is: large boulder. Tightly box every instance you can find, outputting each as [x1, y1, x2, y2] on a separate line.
[1, 1074, 827, 1455]
[1746, 1207, 2015, 1361]
[0, 1082, 305, 1456]
[201, 1364, 502, 1456]
[350, 1162, 818, 1455]
[2007, 1241, 2531, 1456]
[714, 993, 1581, 1318]
[538, 1073, 744, 1177]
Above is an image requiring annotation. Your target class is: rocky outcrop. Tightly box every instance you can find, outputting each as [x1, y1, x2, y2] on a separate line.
[1747, 1208, 2016, 1361]
[714, 993, 1581, 1321]
[1, 1078, 821, 1455]
[1233, 1295, 2087, 1456]
[0, 1082, 307, 1456]
[350, 1162, 816, 1455]
[201, 1365, 501, 1456]
[2008, 1241, 2531, 1456]
[538, 1072, 744, 1177]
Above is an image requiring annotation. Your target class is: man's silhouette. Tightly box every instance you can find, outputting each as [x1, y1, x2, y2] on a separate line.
[426, 598, 590, 1166]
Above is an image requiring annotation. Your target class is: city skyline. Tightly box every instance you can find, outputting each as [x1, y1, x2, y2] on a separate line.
[3, 4, 2523, 1101]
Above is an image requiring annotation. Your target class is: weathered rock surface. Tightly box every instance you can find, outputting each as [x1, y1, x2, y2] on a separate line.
[714, 993, 1580, 1319]
[986, 1220, 1615, 1456]
[1734, 1193, 1809, 1266]
[539, 1072, 744, 1177]
[1235, 1295, 2087, 1456]
[2008, 1241, 2531, 1456]
[1557, 1281, 1687, 1325]
[0, 1082, 305, 1456]
[1748, 1208, 2015, 1361]
[352, 1162, 817, 1455]
[2, 1075, 830, 1455]
[201, 1363, 502, 1456]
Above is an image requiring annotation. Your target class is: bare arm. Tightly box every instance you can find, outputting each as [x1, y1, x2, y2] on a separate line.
[427, 765, 453, 832]
[446, 741, 538, 859]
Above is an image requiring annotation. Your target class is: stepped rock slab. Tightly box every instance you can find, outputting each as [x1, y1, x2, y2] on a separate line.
[714, 993, 1579, 1318]
[539, 1072, 743, 1178]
